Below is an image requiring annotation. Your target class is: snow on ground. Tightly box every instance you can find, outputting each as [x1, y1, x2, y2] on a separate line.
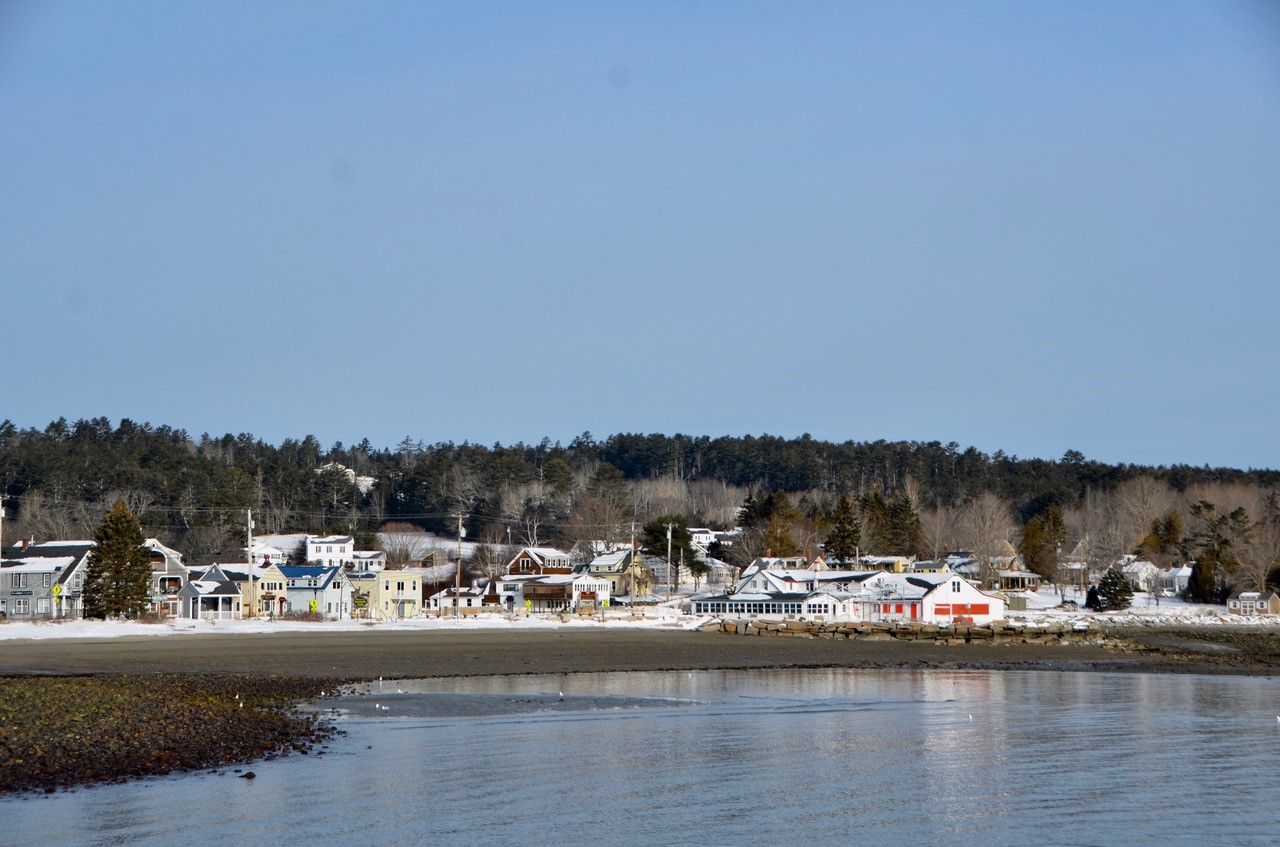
[1005, 589, 1274, 628]
[0, 611, 690, 641]
[4, 591, 1278, 641]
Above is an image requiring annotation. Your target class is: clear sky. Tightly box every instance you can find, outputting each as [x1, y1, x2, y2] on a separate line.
[2, 1, 1278, 468]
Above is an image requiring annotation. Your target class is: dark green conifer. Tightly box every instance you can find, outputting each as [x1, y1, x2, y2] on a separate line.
[83, 502, 153, 619]
[824, 494, 861, 563]
[1097, 566, 1133, 611]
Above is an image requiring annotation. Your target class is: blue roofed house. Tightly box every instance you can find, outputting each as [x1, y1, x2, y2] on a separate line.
[279, 565, 352, 619]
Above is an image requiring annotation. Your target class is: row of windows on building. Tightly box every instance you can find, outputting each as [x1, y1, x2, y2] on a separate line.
[1, 598, 51, 615]
[8, 573, 54, 589]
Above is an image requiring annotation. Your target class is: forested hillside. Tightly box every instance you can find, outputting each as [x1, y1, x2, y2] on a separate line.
[2, 418, 1276, 589]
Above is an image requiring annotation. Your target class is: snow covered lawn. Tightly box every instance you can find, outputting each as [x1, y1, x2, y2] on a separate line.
[0, 612, 691, 641]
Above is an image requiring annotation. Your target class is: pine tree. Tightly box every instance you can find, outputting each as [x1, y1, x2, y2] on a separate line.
[887, 494, 923, 557]
[824, 494, 861, 563]
[1186, 556, 1227, 604]
[1097, 566, 1133, 611]
[83, 502, 153, 619]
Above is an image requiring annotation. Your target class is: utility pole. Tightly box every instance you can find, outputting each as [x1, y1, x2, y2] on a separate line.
[666, 522, 674, 603]
[245, 509, 255, 619]
[455, 513, 465, 619]
[629, 522, 637, 602]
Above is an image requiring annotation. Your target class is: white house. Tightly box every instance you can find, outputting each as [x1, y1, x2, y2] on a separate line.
[1120, 557, 1161, 593]
[1160, 564, 1194, 596]
[244, 542, 290, 566]
[306, 535, 355, 568]
[692, 567, 1005, 625]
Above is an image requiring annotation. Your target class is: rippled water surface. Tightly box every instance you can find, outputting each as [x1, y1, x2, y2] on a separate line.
[6, 669, 1279, 846]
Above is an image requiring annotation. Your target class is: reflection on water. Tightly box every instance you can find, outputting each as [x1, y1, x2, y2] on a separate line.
[5, 669, 1279, 847]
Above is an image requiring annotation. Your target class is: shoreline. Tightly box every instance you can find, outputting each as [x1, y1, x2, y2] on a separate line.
[4, 626, 1277, 793]
[2, 625, 1278, 680]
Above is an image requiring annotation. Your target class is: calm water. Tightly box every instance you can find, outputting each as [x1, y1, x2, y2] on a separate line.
[5, 669, 1280, 846]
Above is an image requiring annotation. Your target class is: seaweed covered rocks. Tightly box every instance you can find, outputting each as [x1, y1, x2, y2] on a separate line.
[0, 674, 343, 793]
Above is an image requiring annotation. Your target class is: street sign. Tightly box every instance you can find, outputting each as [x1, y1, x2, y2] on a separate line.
[51, 584, 62, 597]
[308, 599, 318, 613]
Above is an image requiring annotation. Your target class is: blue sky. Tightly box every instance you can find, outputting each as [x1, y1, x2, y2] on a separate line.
[2, 1, 1278, 468]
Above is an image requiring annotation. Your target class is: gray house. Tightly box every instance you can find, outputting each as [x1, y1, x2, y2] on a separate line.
[0, 540, 95, 619]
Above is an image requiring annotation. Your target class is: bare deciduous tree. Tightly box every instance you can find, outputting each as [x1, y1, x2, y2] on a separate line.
[957, 492, 1016, 586]
[378, 521, 427, 568]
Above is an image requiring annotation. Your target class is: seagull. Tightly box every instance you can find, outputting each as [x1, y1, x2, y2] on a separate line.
[968, 714, 973, 721]
[558, 691, 564, 701]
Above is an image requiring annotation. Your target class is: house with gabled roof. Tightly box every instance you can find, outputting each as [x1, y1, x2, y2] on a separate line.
[185, 562, 288, 618]
[448, 571, 610, 614]
[1, 540, 95, 619]
[348, 568, 427, 619]
[278, 565, 351, 619]
[143, 537, 190, 617]
[692, 566, 1005, 624]
[506, 547, 573, 575]
[586, 549, 652, 598]
[178, 565, 243, 620]
[1226, 589, 1280, 616]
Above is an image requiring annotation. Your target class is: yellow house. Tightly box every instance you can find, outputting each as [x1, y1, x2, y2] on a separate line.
[351, 568, 425, 619]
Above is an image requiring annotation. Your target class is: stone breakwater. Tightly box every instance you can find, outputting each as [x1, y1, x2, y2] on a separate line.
[700, 618, 1129, 647]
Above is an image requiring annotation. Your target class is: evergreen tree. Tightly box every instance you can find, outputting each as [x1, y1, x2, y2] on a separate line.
[1097, 566, 1133, 611]
[1019, 505, 1067, 578]
[886, 493, 923, 557]
[83, 502, 153, 619]
[1186, 556, 1228, 604]
[824, 494, 861, 563]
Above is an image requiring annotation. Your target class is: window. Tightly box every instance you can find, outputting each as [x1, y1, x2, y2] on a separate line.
[37, 598, 50, 614]
[397, 581, 406, 592]
[15, 599, 30, 615]
[42, 573, 52, 588]
[952, 581, 962, 593]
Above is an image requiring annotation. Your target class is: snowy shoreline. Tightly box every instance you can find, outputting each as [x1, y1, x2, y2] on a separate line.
[3, 600, 1279, 643]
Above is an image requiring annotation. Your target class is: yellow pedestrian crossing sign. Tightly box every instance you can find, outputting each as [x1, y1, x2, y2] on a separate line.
[51, 584, 62, 597]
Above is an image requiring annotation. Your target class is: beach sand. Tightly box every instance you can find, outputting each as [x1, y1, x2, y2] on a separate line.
[3, 626, 1276, 679]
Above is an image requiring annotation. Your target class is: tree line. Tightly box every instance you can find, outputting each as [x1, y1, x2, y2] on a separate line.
[1, 418, 1277, 598]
